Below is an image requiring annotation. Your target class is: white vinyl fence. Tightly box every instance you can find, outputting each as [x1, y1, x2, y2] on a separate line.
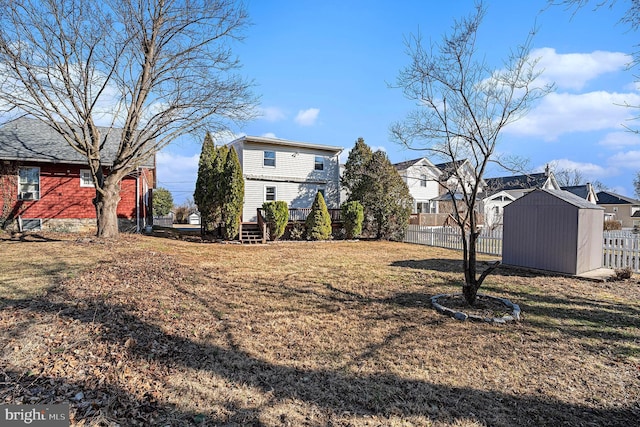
[404, 225, 502, 256]
[404, 225, 640, 272]
[602, 231, 640, 272]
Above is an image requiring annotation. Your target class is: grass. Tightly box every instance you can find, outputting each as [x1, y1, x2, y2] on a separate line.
[1, 232, 639, 426]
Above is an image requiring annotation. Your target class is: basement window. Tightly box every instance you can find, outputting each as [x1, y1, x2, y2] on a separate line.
[20, 218, 42, 231]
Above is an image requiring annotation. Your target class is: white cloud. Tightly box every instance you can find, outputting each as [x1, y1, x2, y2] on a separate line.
[541, 158, 613, 179]
[261, 132, 277, 138]
[532, 48, 630, 91]
[294, 108, 320, 126]
[155, 151, 200, 204]
[607, 150, 640, 170]
[504, 91, 640, 140]
[598, 131, 640, 149]
[260, 106, 286, 122]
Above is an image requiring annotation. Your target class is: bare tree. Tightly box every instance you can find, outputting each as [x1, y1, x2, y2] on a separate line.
[391, 2, 552, 305]
[552, 165, 585, 187]
[0, 0, 256, 237]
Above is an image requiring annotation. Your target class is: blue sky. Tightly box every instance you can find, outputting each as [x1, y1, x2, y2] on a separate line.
[158, 0, 640, 205]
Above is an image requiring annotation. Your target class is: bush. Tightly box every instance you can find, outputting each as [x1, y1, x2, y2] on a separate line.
[615, 267, 633, 281]
[604, 220, 622, 231]
[262, 201, 288, 240]
[341, 201, 364, 239]
[289, 223, 305, 240]
[305, 192, 332, 240]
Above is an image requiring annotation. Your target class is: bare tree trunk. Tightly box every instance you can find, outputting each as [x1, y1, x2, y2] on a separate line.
[463, 229, 480, 305]
[93, 182, 121, 238]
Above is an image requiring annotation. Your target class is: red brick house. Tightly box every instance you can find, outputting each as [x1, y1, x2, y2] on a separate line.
[0, 118, 155, 232]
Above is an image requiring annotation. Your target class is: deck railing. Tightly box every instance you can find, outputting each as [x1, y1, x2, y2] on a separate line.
[257, 208, 342, 223]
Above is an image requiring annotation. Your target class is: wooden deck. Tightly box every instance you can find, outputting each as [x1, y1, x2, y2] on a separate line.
[240, 208, 343, 243]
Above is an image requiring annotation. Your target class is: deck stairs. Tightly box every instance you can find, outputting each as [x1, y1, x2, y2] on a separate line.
[240, 222, 264, 244]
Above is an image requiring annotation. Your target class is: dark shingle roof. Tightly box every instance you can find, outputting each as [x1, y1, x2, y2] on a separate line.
[0, 117, 153, 167]
[561, 185, 591, 200]
[485, 173, 548, 191]
[393, 157, 424, 171]
[596, 191, 640, 205]
[434, 159, 468, 180]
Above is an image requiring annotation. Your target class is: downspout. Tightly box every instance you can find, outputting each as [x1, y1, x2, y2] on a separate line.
[136, 167, 140, 232]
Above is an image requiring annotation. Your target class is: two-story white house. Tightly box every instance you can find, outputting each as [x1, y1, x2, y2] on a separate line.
[393, 157, 442, 214]
[228, 136, 343, 222]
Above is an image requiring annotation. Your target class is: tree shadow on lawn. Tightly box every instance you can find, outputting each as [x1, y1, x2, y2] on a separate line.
[0, 232, 65, 243]
[391, 258, 640, 358]
[480, 283, 640, 356]
[2, 292, 638, 426]
[391, 258, 578, 280]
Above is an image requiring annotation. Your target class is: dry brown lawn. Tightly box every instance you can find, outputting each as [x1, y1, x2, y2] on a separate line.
[1, 232, 639, 426]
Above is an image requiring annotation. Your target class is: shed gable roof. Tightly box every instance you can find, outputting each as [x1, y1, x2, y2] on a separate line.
[509, 188, 603, 210]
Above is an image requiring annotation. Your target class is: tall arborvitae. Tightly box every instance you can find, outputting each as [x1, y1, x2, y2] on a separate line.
[211, 145, 229, 231]
[342, 138, 411, 240]
[194, 132, 216, 234]
[306, 191, 332, 240]
[221, 146, 244, 240]
[341, 137, 374, 202]
[364, 151, 412, 240]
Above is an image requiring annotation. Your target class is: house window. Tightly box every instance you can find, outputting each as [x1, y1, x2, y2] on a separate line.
[315, 156, 324, 171]
[420, 174, 427, 187]
[80, 169, 94, 187]
[18, 167, 40, 200]
[263, 150, 276, 167]
[428, 200, 437, 214]
[265, 186, 276, 201]
[20, 218, 42, 231]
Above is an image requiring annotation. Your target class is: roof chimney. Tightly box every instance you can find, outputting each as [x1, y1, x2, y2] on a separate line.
[544, 164, 550, 177]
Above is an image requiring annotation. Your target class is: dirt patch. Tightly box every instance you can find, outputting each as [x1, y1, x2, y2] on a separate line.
[435, 293, 516, 319]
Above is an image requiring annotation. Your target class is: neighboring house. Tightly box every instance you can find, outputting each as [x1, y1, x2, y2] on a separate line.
[561, 184, 598, 204]
[0, 118, 154, 232]
[433, 159, 486, 220]
[596, 191, 640, 228]
[393, 157, 442, 214]
[434, 159, 485, 197]
[392, 157, 485, 226]
[228, 136, 342, 222]
[481, 168, 560, 228]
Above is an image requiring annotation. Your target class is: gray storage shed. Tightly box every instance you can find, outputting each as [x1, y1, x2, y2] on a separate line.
[502, 189, 604, 275]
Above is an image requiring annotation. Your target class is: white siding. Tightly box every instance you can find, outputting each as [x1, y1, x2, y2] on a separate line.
[241, 142, 339, 180]
[401, 162, 441, 213]
[405, 165, 439, 202]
